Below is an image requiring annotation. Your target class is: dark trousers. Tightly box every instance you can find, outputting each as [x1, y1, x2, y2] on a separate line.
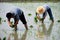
[19, 12, 27, 24]
[43, 8, 54, 20]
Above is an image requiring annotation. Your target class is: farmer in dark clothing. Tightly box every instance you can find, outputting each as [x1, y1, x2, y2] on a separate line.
[6, 8, 28, 31]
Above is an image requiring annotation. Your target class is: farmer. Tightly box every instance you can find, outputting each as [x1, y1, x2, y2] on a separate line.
[36, 5, 54, 23]
[6, 8, 28, 31]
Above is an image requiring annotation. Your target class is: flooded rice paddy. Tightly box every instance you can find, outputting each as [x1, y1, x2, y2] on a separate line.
[0, 2, 60, 40]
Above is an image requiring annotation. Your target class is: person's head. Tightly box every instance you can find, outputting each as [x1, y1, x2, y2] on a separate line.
[6, 12, 13, 19]
[36, 6, 45, 14]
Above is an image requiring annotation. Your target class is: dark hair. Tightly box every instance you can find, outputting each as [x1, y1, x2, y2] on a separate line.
[6, 12, 13, 19]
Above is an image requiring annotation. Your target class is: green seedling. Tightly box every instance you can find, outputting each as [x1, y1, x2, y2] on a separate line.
[49, 18, 52, 20]
[34, 16, 38, 23]
[57, 20, 60, 22]
[52, 36, 55, 40]
[4, 20, 6, 22]
[30, 25, 33, 28]
[28, 13, 32, 16]
[10, 25, 15, 28]
[0, 17, 2, 20]
[11, 21, 13, 24]
[10, 21, 15, 28]
[3, 37, 6, 40]
[0, 17, 2, 24]
[39, 18, 43, 21]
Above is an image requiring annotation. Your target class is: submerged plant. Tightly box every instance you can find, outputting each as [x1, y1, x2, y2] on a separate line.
[52, 36, 55, 40]
[57, 20, 60, 22]
[39, 18, 43, 21]
[0, 17, 2, 24]
[10, 21, 14, 28]
[34, 16, 38, 23]
[28, 13, 32, 16]
[3, 37, 6, 40]
[30, 25, 33, 28]
[11, 21, 13, 24]
[4, 20, 6, 22]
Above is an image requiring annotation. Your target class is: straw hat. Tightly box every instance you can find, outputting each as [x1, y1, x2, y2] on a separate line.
[36, 6, 45, 14]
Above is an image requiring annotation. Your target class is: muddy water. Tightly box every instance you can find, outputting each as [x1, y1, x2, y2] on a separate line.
[0, 2, 60, 40]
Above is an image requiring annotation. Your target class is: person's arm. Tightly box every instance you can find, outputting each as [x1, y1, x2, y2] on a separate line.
[7, 18, 12, 26]
[14, 20, 19, 31]
[37, 14, 44, 23]
[14, 14, 19, 26]
[14, 20, 18, 26]
[36, 13, 41, 21]
[36, 13, 44, 21]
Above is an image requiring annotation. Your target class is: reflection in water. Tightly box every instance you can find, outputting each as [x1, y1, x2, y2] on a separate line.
[8, 30, 28, 40]
[36, 22, 54, 40]
[19, 30, 28, 40]
[8, 31, 18, 40]
[42, 22, 54, 36]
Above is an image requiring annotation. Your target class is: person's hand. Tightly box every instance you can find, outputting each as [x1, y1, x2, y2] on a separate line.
[39, 18, 44, 23]
[39, 18, 43, 21]
[10, 24, 15, 28]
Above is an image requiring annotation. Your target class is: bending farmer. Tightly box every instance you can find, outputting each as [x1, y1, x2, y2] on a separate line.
[6, 8, 28, 31]
[36, 5, 54, 23]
